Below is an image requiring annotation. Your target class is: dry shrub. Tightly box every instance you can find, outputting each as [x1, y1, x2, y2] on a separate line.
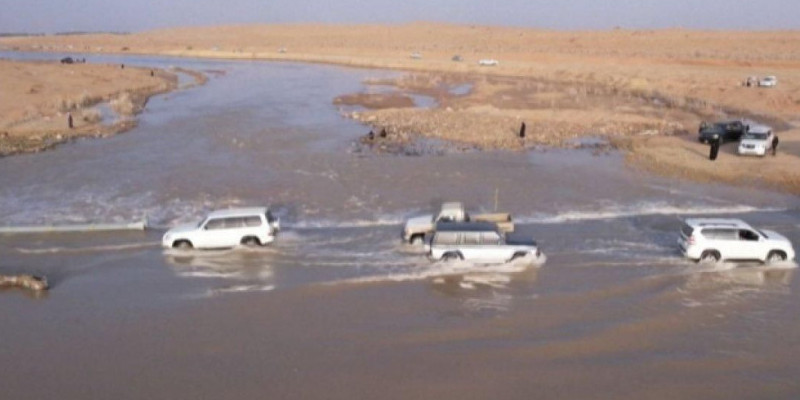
[56, 92, 100, 112]
[80, 108, 102, 123]
[110, 92, 136, 116]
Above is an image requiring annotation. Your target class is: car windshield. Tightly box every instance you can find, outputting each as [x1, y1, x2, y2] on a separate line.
[743, 132, 767, 140]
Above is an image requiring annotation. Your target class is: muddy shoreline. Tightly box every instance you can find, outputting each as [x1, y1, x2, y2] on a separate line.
[336, 71, 800, 195]
[0, 60, 205, 157]
[3, 24, 800, 193]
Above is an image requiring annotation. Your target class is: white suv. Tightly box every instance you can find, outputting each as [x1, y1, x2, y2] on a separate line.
[738, 125, 773, 157]
[162, 207, 280, 249]
[678, 218, 795, 263]
[428, 222, 543, 263]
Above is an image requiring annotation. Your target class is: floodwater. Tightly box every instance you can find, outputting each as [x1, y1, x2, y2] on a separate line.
[2, 53, 800, 399]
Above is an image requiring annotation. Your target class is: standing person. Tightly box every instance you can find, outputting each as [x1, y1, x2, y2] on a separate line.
[772, 135, 779, 156]
[709, 134, 720, 161]
[519, 121, 526, 138]
[67, 112, 73, 129]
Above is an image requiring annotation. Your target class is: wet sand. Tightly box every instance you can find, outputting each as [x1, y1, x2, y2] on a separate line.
[2, 24, 800, 192]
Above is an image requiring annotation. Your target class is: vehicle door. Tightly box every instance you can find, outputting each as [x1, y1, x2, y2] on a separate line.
[431, 231, 458, 259]
[728, 121, 744, 141]
[479, 231, 508, 261]
[242, 215, 266, 241]
[196, 217, 226, 248]
[218, 217, 248, 247]
[733, 229, 763, 260]
[702, 228, 736, 259]
[459, 232, 484, 260]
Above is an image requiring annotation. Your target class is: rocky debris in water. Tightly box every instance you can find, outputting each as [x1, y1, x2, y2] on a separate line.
[0, 274, 49, 292]
[347, 106, 691, 154]
[353, 125, 458, 156]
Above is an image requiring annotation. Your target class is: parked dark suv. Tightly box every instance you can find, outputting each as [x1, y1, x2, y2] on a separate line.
[698, 120, 748, 143]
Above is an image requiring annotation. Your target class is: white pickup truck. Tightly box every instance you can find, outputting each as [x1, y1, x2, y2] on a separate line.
[403, 202, 514, 245]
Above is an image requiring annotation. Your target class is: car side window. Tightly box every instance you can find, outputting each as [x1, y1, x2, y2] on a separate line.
[204, 218, 225, 230]
[463, 232, 481, 245]
[218, 217, 239, 229]
[703, 228, 736, 240]
[433, 232, 458, 245]
[439, 215, 456, 223]
[739, 230, 759, 241]
[480, 231, 501, 244]
[244, 216, 262, 227]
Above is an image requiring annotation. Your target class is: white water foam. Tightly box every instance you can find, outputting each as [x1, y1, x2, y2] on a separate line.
[286, 216, 404, 229]
[327, 255, 543, 286]
[515, 202, 785, 224]
[15, 242, 159, 254]
[199, 284, 276, 298]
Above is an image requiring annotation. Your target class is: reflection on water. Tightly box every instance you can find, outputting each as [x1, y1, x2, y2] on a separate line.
[680, 264, 795, 306]
[164, 247, 277, 297]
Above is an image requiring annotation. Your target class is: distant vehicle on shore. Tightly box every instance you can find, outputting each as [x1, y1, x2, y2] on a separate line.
[478, 59, 499, 66]
[427, 222, 543, 263]
[737, 125, 773, 157]
[162, 207, 280, 249]
[403, 202, 514, 245]
[758, 75, 777, 87]
[678, 218, 795, 264]
[698, 120, 748, 143]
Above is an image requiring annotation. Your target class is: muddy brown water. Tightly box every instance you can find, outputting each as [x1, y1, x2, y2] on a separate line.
[1, 53, 800, 399]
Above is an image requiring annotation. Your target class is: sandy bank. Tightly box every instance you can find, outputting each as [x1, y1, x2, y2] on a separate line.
[0, 59, 179, 156]
[2, 23, 800, 193]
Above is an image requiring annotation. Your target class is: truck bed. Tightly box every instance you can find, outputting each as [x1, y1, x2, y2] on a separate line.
[472, 213, 514, 232]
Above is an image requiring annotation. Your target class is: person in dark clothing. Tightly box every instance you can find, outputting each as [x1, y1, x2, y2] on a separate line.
[709, 134, 720, 161]
[380, 128, 387, 138]
[67, 112, 73, 129]
[519, 121, 526, 138]
[772, 135, 779, 156]
[367, 130, 374, 140]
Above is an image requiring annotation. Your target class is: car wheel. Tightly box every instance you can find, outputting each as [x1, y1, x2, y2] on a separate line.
[241, 237, 261, 247]
[410, 235, 425, 246]
[698, 250, 720, 264]
[441, 252, 463, 262]
[767, 251, 786, 264]
[174, 240, 193, 249]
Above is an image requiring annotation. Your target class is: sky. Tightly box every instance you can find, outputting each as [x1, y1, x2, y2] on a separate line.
[1, 0, 797, 33]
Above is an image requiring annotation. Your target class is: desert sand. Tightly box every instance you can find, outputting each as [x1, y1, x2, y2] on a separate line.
[0, 59, 177, 156]
[2, 23, 800, 193]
